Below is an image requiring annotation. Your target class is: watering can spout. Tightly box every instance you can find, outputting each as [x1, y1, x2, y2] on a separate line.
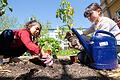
[70, 28, 91, 56]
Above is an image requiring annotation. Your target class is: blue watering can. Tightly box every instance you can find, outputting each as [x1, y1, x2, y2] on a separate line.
[71, 27, 118, 69]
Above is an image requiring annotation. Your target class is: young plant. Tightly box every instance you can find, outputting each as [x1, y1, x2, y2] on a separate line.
[56, 0, 74, 28]
[38, 37, 60, 58]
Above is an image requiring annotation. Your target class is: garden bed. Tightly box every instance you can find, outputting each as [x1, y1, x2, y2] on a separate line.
[0, 56, 119, 80]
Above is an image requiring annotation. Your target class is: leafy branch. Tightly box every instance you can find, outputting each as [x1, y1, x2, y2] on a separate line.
[0, 0, 13, 16]
[56, 0, 74, 28]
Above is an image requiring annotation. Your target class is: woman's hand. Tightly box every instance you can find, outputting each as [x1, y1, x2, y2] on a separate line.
[65, 31, 82, 50]
[39, 52, 53, 66]
[68, 40, 82, 50]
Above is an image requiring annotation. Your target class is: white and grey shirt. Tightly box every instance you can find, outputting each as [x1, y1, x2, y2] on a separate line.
[84, 16, 120, 45]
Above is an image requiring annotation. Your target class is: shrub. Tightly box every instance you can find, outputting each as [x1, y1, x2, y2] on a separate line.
[38, 37, 61, 58]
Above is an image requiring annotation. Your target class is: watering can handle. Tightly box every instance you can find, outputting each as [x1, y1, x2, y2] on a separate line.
[93, 30, 115, 38]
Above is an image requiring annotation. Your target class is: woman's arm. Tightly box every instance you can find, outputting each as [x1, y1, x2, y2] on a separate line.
[19, 30, 41, 55]
[83, 24, 95, 35]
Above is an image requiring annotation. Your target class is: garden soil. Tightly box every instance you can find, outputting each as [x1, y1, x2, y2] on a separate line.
[0, 56, 119, 80]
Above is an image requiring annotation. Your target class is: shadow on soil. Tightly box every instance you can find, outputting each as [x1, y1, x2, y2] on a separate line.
[0, 59, 114, 80]
[0, 75, 112, 80]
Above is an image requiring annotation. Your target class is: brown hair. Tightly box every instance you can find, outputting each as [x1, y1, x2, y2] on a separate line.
[112, 16, 120, 27]
[84, 3, 102, 18]
[25, 20, 42, 30]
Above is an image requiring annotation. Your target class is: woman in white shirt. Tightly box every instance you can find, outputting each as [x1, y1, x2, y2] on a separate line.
[68, 3, 120, 64]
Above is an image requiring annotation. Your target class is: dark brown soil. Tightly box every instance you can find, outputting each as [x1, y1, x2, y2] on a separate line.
[0, 57, 115, 80]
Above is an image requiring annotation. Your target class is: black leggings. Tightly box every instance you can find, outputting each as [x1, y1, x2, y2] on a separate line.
[0, 29, 14, 56]
[0, 29, 14, 46]
[0, 29, 27, 57]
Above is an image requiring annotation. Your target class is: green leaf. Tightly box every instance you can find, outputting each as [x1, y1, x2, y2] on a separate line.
[1, 0, 8, 6]
[2, 0, 7, 3]
[0, 9, 5, 16]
